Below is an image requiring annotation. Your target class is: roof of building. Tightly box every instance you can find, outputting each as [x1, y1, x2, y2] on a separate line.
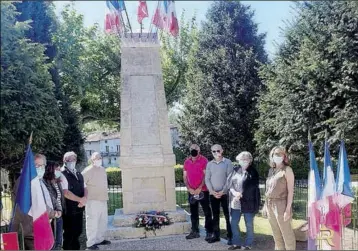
[85, 132, 121, 142]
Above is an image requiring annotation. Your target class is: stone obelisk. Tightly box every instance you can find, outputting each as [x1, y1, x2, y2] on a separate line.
[120, 33, 176, 214]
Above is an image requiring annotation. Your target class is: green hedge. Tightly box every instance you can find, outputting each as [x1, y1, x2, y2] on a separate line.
[174, 164, 183, 184]
[106, 167, 122, 186]
[106, 162, 358, 186]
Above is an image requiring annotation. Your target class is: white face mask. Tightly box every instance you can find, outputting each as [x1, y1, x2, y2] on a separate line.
[93, 160, 102, 167]
[55, 170, 61, 178]
[239, 160, 250, 169]
[273, 156, 284, 164]
[66, 162, 76, 171]
[37, 167, 45, 178]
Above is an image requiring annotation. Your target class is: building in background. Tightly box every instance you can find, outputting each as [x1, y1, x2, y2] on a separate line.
[84, 126, 180, 168]
[84, 132, 120, 167]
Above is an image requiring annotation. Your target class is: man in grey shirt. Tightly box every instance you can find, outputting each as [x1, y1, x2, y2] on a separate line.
[205, 144, 233, 245]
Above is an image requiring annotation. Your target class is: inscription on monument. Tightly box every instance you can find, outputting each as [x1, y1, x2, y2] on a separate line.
[124, 49, 151, 66]
[132, 177, 166, 203]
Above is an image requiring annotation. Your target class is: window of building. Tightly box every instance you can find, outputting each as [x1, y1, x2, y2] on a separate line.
[106, 146, 109, 152]
[117, 145, 120, 152]
[114, 158, 116, 160]
[105, 140, 108, 143]
[108, 158, 112, 164]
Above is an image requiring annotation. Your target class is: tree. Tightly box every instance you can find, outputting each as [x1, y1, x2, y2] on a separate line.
[179, 1, 267, 159]
[15, 1, 85, 162]
[0, 2, 64, 171]
[255, 1, 358, 163]
[53, 5, 121, 126]
[160, 11, 199, 106]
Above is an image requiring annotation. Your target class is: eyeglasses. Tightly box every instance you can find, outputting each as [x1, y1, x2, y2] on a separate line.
[212, 150, 221, 153]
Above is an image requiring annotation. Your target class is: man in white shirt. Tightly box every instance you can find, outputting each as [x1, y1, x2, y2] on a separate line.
[82, 152, 111, 250]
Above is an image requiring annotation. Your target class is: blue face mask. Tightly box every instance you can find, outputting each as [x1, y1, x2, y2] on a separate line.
[55, 170, 61, 178]
[37, 167, 45, 178]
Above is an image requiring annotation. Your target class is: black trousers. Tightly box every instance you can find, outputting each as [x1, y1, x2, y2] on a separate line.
[62, 212, 83, 250]
[210, 194, 232, 239]
[188, 191, 213, 233]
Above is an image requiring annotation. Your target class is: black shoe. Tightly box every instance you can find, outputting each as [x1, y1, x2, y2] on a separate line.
[227, 239, 233, 245]
[86, 245, 99, 250]
[185, 231, 200, 240]
[228, 246, 242, 250]
[205, 232, 213, 241]
[208, 237, 221, 243]
[96, 240, 111, 245]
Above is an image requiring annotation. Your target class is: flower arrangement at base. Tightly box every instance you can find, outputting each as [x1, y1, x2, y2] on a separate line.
[134, 211, 172, 235]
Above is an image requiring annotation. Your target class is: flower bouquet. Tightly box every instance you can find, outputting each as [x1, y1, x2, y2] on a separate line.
[134, 211, 172, 235]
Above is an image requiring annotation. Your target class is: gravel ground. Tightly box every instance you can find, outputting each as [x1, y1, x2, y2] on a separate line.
[98, 235, 229, 250]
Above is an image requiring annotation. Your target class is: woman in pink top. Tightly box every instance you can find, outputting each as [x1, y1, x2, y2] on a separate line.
[183, 144, 213, 241]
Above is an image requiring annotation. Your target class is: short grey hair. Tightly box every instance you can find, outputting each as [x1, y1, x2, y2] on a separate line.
[211, 144, 223, 150]
[90, 152, 101, 161]
[63, 151, 77, 162]
[236, 151, 253, 162]
[34, 154, 47, 166]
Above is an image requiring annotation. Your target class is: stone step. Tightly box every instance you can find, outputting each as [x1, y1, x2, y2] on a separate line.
[113, 207, 188, 227]
[105, 221, 191, 240]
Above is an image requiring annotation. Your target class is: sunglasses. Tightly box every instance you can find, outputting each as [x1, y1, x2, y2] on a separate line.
[212, 150, 221, 153]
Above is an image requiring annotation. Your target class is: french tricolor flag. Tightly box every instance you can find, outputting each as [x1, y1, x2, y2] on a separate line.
[307, 141, 322, 250]
[319, 140, 341, 249]
[152, 1, 179, 37]
[14, 145, 54, 250]
[336, 140, 354, 226]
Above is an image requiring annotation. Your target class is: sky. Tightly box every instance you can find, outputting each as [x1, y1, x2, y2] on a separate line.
[54, 1, 295, 58]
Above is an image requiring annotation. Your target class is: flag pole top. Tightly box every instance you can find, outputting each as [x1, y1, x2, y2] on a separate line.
[120, 32, 160, 47]
[29, 131, 33, 145]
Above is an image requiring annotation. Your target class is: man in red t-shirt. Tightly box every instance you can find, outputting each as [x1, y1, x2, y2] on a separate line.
[183, 144, 213, 241]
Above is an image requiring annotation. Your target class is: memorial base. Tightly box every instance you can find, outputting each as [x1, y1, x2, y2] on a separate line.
[105, 207, 191, 240]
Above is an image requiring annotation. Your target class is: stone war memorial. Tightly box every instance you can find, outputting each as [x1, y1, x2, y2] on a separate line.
[105, 33, 191, 240]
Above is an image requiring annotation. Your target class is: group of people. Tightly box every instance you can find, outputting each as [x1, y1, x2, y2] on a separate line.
[11, 151, 110, 250]
[183, 144, 296, 250]
[9, 143, 297, 250]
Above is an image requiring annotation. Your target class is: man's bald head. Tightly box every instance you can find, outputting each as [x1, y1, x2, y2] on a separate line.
[190, 144, 200, 151]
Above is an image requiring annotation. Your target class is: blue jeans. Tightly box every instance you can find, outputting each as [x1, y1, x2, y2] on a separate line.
[230, 209, 254, 247]
[52, 217, 63, 249]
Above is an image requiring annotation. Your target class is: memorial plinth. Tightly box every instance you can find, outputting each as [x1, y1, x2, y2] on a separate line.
[106, 33, 190, 240]
[120, 33, 177, 214]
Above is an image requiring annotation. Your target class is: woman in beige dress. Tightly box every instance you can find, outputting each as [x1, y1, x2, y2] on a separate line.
[263, 146, 296, 250]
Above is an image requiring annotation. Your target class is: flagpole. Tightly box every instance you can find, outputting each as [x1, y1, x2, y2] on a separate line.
[29, 131, 33, 145]
[140, 22, 143, 38]
[123, 2, 133, 38]
[118, 10, 127, 38]
[148, 0, 160, 39]
[340, 209, 344, 249]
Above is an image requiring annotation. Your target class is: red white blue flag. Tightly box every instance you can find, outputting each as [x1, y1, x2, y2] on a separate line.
[319, 140, 341, 249]
[105, 0, 125, 33]
[13, 145, 54, 250]
[137, 1, 148, 24]
[307, 141, 321, 250]
[152, 1, 179, 37]
[336, 141, 354, 225]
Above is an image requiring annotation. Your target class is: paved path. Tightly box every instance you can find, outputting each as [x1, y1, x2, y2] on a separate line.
[99, 235, 229, 250]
